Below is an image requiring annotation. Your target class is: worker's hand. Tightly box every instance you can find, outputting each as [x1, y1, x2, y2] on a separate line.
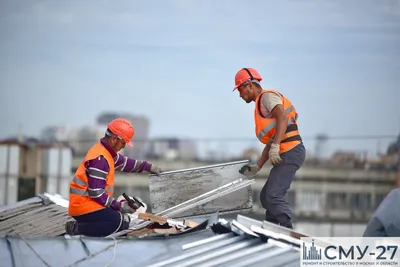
[239, 164, 260, 178]
[150, 164, 162, 176]
[120, 201, 137, 214]
[269, 143, 282, 165]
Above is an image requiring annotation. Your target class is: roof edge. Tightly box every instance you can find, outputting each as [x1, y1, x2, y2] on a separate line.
[0, 196, 44, 213]
[42, 193, 69, 208]
[0, 193, 69, 213]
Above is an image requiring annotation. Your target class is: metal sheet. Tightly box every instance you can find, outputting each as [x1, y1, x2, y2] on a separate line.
[148, 160, 253, 217]
[107, 178, 254, 238]
[156, 178, 254, 218]
[145, 214, 301, 267]
[0, 214, 301, 267]
[261, 220, 309, 240]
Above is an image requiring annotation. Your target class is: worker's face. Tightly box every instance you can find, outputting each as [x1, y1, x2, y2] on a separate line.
[110, 136, 126, 152]
[237, 83, 253, 103]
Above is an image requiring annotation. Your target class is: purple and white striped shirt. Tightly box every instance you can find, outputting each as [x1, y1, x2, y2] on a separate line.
[85, 138, 152, 211]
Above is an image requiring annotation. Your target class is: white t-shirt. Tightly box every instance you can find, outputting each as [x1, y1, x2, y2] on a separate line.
[259, 92, 283, 118]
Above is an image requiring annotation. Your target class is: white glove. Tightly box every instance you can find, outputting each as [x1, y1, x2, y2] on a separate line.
[239, 164, 260, 178]
[150, 164, 162, 176]
[269, 143, 282, 165]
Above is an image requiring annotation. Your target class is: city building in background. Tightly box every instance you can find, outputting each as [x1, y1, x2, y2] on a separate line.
[74, 125, 105, 156]
[147, 137, 198, 160]
[37, 112, 151, 159]
[242, 147, 261, 163]
[1, 130, 399, 236]
[40, 125, 77, 144]
[0, 140, 72, 205]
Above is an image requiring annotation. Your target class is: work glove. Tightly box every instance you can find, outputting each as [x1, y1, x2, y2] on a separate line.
[239, 164, 260, 178]
[120, 201, 137, 214]
[150, 164, 162, 176]
[269, 143, 282, 165]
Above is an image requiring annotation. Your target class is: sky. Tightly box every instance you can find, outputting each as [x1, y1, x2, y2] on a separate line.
[0, 0, 399, 158]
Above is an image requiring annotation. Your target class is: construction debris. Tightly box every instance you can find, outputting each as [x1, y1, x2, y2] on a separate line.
[138, 213, 199, 229]
[127, 226, 183, 237]
[127, 215, 209, 238]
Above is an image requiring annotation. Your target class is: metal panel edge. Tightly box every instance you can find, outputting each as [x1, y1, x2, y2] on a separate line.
[149, 159, 249, 176]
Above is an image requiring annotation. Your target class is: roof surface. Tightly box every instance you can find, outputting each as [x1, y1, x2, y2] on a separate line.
[0, 195, 71, 237]
[1, 228, 300, 267]
[0, 194, 301, 267]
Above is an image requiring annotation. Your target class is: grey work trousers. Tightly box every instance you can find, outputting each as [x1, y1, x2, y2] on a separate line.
[260, 142, 306, 228]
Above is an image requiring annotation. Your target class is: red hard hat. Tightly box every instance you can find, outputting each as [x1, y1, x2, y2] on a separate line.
[233, 68, 263, 91]
[107, 118, 135, 147]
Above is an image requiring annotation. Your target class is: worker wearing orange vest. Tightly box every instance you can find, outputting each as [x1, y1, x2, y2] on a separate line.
[65, 118, 163, 237]
[234, 68, 306, 229]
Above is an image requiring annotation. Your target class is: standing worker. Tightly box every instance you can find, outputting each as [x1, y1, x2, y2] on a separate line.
[65, 118, 163, 237]
[234, 67, 306, 229]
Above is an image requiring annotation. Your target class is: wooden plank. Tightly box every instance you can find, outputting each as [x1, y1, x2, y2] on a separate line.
[148, 160, 253, 217]
[138, 213, 199, 228]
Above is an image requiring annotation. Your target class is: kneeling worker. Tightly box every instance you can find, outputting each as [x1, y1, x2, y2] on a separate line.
[65, 118, 163, 237]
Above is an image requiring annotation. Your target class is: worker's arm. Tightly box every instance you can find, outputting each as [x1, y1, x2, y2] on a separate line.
[85, 157, 122, 210]
[257, 143, 271, 169]
[114, 153, 162, 175]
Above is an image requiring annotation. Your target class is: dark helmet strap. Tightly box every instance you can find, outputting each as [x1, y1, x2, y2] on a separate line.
[243, 68, 254, 80]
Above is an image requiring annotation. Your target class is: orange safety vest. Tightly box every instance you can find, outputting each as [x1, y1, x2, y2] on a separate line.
[68, 142, 115, 216]
[254, 89, 302, 154]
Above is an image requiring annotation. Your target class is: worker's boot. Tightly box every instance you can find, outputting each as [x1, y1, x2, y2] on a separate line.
[280, 221, 293, 229]
[265, 210, 279, 224]
[277, 215, 293, 229]
[65, 221, 76, 235]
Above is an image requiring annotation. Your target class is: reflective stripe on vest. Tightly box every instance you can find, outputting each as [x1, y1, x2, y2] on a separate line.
[69, 176, 114, 196]
[254, 90, 302, 151]
[256, 105, 296, 141]
[68, 141, 116, 217]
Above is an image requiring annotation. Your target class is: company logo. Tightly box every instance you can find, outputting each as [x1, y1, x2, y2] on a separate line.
[303, 239, 322, 260]
[300, 237, 400, 266]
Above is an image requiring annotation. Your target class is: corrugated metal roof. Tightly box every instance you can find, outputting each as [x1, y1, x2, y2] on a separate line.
[0, 209, 301, 267]
[0, 229, 216, 267]
[0, 226, 300, 267]
[0, 194, 302, 266]
[0, 194, 71, 237]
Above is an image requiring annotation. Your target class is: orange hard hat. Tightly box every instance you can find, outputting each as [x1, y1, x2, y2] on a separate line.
[107, 118, 134, 147]
[233, 67, 263, 91]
